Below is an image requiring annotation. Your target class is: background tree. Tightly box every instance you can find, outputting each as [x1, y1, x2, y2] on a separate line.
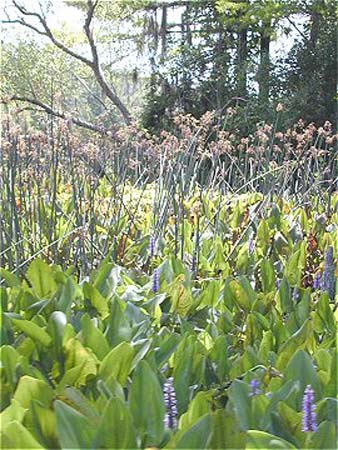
[2, 0, 337, 133]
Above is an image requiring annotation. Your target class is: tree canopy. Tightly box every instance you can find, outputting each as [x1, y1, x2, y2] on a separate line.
[1, 0, 337, 132]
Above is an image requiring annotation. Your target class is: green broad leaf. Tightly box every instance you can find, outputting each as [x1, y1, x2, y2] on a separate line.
[245, 313, 262, 346]
[239, 276, 257, 303]
[154, 332, 181, 367]
[131, 339, 152, 370]
[0, 420, 44, 449]
[275, 318, 312, 370]
[258, 330, 273, 362]
[275, 402, 302, 445]
[57, 361, 96, 392]
[93, 262, 121, 298]
[83, 282, 109, 318]
[208, 335, 230, 382]
[80, 313, 110, 360]
[168, 274, 193, 317]
[55, 400, 96, 449]
[104, 297, 132, 347]
[198, 279, 221, 308]
[229, 279, 251, 311]
[313, 292, 336, 334]
[257, 219, 270, 251]
[284, 350, 322, 403]
[63, 338, 98, 382]
[11, 318, 52, 346]
[57, 276, 78, 315]
[246, 430, 297, 449]
[0, 399, 26, 429]
[316, 397, 338, 424]
[99, 341, 134, 385]
[324, 350, 337, 397]
[179, 391, 213, 431]
[61, 387, 99, 420]
[31, 401, 58, 449]
[208, 409, 246, 449]
[26, 258, 56, 298]
[251, 394, 270, 429]
[228, 379, 251, 430]
[173, 335, 196, 414]
[260, 258, 275, 293]
[278, 279, 292, 314]
[176, 414, 211, 449]
[48, 310, 67, 353]
[284, 243, 306, 287]
[0, 268, 21, 287]
[0, 345, 20, 388]
[261, 381, 299, 430]
[13, 376, 54, 409]
[93, 397, 137, 449]
[129, 360, 165, 447]
[308, 421, 337, 449]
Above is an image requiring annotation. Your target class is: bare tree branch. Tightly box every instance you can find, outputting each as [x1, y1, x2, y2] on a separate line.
[3, 95, 109, 134]
[7, 0, 132, 124]
[11, 0, 93, 65]
[83, 0, 132, 122]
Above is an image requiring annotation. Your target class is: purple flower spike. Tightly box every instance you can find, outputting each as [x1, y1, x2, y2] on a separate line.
[302, 385, 317, 432]
[312, 272, 321, 291]
[293, 287, 300, 301]
[275, 279, 281, 290]
[152, 268, 160, 293]
[163, 377, 178, 429]
[149, 235, 156, 258]
[248, 238, 255, 256]
[249, 379, 260, 397]
[321, 246, 335, 301]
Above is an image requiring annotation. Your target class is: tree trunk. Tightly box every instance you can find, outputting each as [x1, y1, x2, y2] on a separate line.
[259, 27, 270, 106]
[237, 27, 248, 98]
[160, 6, 167, 57]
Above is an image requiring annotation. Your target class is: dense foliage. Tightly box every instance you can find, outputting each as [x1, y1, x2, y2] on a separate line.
[2, 0, 337, 132]
[1, 190, 337, 448]
[1, 112, 338, 448]
[1, 2, 337, 449]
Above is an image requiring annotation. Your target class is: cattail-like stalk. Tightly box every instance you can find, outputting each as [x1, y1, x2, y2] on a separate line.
[163, 377, 178, 429]
[321, 246, 335, 300]
[302, 385, 317, 432]
[191, 254, 197, 275]
[152, 268, 160, 293]
[149, 235, 156, 258]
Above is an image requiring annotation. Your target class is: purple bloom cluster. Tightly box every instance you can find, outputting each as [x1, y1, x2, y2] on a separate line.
[293, 287, 300, 301]
[248, 238, 255, 255]
[152, 268, 160, 293]
[163, 377, 178, 429]
[302, 385, 317, 432]
[275, 279, 281, 290]
[149, 235, 156, 258]
[312, 272, 321, 290]
[321, 246, 336, 301]
[249, 379, 260, 397]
